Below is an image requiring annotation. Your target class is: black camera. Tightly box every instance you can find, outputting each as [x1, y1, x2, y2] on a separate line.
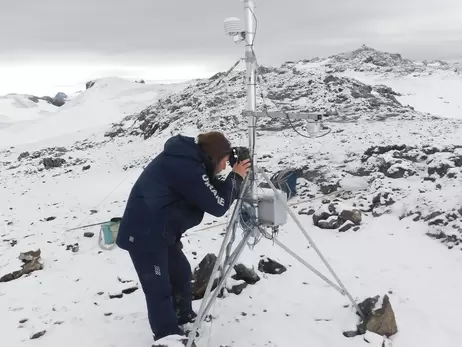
[229, 146, 251, 167]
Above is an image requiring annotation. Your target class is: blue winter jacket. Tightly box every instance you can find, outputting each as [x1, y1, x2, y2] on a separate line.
[116, 135, 243, 252]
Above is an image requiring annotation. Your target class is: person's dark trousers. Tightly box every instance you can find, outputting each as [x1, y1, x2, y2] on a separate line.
[129, 241, 193, 340]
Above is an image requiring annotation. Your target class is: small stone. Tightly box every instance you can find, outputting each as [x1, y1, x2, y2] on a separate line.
[232, 264, 260, 284]
[227, 282, 248, 295]
[343, 330, 358, 338]
[258, 258, 287, 275]
[19, 318, 28, 324]
[339, 221, 355, 232]
[109, 292, 123, 299]
[83, 165, 91, 171]
[122, 286, 139, 295]
[45, 216, 56, 222]
[339, 209, 362, 225]
[84, 232, 95, 238]
[30, 330, 46, 339]
[104, 312, 113, 316]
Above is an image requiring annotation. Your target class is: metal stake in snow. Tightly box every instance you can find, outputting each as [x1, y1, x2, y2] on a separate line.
[185, 2, 363, 346]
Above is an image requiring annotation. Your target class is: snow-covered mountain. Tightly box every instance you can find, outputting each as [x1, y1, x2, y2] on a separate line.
[1, 46, 462, 347]
[0, 77, 190, 149]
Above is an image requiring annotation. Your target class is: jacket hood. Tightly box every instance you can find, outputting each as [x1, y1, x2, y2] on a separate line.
[163, 135, 214, 173]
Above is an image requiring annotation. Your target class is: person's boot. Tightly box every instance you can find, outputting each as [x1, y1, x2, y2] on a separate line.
[152, 333, 196, 347]
[177, 310, 197, 325]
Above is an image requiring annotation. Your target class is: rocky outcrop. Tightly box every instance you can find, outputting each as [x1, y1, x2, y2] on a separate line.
[344, 294, 398, 339]
[28, 92, 68, 107]
[0, 249, 43, 282]
[313, 203, 362, 232]
[105, 56, 420, 140]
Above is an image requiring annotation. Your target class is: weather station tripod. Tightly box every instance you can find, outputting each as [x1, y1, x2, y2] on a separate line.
[186, 1, 364, 346]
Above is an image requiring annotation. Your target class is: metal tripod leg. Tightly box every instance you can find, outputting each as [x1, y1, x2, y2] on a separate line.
[259, 169, 365, 318]
[197, 231, 252, 324]
[185, 177, 250, 347]
[186, 227, 252, 347]
[260, 229, 344, 294]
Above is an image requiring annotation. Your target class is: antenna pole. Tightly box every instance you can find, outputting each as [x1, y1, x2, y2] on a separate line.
[244, 0, 260, 237]
[244, 0, 257, 153]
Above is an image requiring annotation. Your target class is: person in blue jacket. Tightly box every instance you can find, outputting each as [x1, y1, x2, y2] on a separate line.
[116, 131, 250, 342]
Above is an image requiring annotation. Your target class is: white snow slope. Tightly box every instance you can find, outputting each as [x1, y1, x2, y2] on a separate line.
[2, 47, 462, 347]
[0, 77, 189, 149]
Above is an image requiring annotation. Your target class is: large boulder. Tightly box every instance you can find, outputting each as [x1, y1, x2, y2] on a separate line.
[191, 254, 218, 300]
[343, 294, 398, 338]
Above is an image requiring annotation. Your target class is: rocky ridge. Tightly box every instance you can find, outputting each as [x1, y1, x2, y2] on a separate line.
[289, 45, 461, 76]
[105, 48, 430, 140]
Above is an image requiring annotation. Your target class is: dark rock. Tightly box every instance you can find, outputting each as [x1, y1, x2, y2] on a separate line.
[424, 211, 444, 222]
[66, 243, 79, 252]
[298, 208, 315, 215]
[313, 210, 333, 226]
[18, 152, 30, 160]
[386, 165, 416, 179]
[318, 217, 342, 229]
[344, 295, 398, 339]
[339, 221, 355, 232]
[109, 292, 123, 299]
[450, 155, 462, 167]
[365, 295, 398, 337]
[232, 264, 260, 284]
[86, 80, 96, 89]
[363, 145, 408, 159]
[343, 330, 358, 338]
[428, 162, 453, 177]
[339, 209, 362, 225]
[122, 286, 139, 295]
[320, 182, 340, 194]
[104, 127, 125, 138]
[45, 216, 56, 221]
[42, 157, 66, 169]
[0, 249, 43, 283]
[191, 253, 218, 300]
[30, 330, 46, 339]
[19, 318, 28, 324]
[83, 232, 94, 238]
[227, 281, 248, 295]
[258, 257, 287, 275]
[83, 165, 91, 171]
[428, 218, 445, 226]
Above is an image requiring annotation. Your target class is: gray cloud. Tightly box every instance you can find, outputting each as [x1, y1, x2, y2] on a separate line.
[1, 0, 462, 69]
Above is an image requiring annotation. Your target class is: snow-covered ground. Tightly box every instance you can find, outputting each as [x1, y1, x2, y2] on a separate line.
[2, 48, 462, 347]
[338, 70, 462, 119]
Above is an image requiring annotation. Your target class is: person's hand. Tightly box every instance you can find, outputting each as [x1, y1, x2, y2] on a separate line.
[232, 159, 251, 179]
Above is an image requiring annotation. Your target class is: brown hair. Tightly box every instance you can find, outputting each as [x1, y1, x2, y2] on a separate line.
[197, 131, 231, 166]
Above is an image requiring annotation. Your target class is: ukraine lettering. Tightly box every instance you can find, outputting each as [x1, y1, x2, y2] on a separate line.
[202, 174, 225, 206]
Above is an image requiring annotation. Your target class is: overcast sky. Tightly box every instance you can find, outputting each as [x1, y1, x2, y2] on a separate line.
[1, 0, 461, 95]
